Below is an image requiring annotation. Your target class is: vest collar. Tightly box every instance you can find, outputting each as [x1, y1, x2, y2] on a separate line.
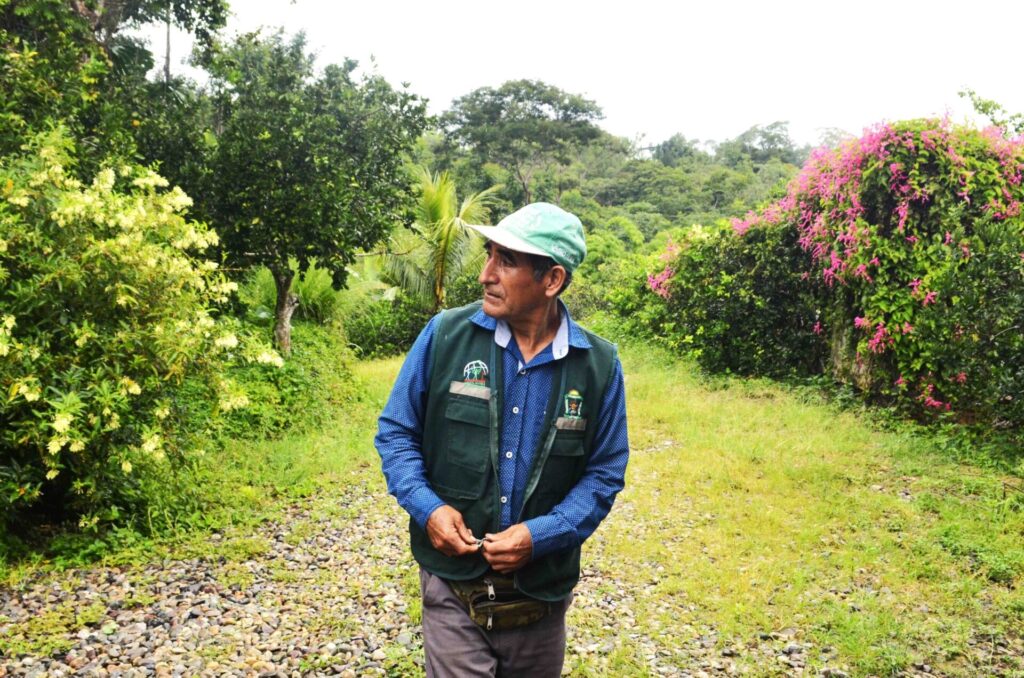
[470, 299, 591, 359]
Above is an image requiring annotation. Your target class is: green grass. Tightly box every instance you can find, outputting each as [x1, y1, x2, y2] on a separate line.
[3, 343, 1023, 676]
[596, 342, 1024, 676]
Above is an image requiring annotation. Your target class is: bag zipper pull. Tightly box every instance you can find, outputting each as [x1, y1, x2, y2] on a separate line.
[486, 611, 493, 631]
[485, 578, 496, 600]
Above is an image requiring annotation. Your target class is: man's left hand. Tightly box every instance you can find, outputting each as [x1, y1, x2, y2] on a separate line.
[481, 523, 533, 574]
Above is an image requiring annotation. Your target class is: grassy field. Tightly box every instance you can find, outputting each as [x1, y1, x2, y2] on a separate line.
[3, 346, 1022, 676]
[588, 344, 1024, 676]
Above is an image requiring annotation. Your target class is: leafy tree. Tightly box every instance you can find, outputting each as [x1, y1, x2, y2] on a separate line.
[715, 121, 806, 167]
[384, 167, 501, 312]
[203, 31, 427, 354]
[68, 0, 228, 48]
[1, 0, 227, 168]
[1, 0, 110, 159]
[959, 88, 1024, 135]
[442, 79, 603, 204]
[653, 133, 711, 167]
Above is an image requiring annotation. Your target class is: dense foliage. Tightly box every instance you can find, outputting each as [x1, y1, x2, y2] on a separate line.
[0, 131, 248, 530]
[648, 119, 1024, 433]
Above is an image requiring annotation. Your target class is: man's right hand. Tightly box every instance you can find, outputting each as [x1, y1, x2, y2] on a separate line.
[425, 505, 480, 557]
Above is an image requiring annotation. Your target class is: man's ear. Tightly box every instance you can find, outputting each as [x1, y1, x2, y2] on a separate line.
[545, 265, 567, 298]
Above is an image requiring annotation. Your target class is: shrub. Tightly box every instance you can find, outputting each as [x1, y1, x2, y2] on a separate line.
[0, 130, 249, 531]
[653, 119, 1024, 432]
[238, 260, 343, 325]
[216, 321, 354, 440]
[343, 290, 432, 358]
[658, 223, 826, 376]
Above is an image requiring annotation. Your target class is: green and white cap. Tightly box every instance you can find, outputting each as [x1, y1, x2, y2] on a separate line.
[468, 202, 587, 274]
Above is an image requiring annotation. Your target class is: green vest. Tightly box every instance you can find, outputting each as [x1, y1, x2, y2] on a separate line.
[410, 302, 618, 601]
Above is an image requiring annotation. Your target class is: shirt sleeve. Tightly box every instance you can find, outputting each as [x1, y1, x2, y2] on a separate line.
[374, 313, 447, 530]
[523, 357, 629, 559]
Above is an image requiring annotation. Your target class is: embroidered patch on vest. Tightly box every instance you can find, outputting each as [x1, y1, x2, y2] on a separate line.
[563, 389, 583, 419]
[463, 360, 489, 384]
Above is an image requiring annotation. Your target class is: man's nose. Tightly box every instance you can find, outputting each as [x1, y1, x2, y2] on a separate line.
[479, 253, 496, 284]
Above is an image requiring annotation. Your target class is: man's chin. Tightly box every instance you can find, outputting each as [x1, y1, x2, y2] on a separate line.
[481, 295, 505, 316]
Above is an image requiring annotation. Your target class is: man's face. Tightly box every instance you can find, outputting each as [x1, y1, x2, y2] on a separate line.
[478, 242, 549, 321]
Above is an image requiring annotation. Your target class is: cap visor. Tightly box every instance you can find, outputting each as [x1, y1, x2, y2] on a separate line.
[467, 223, 550, 258]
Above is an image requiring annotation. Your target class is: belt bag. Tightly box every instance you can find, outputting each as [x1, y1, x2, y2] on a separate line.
[448, 575, 552, 631]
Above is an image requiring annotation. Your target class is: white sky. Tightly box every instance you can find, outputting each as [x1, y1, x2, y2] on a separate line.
[139, 0, 1024, 148]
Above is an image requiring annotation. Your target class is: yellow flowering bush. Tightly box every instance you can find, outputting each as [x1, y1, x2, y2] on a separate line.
[0, 129, 245, 527]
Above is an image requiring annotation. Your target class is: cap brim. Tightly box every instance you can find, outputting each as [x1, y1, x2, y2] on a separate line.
[466, 223, 550, 259]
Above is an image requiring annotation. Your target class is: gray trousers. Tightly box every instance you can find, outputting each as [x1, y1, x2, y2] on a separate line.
[419, 568, 572, 677]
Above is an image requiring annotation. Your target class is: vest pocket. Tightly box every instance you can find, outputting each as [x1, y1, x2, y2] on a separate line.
[550, 430, 585, 458]
[438, 397, 490, 498]
[536, 430, 586, 502]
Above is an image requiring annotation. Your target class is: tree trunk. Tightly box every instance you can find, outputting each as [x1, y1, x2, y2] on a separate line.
[163, 9, 171, 83]
[272, 268, 299, 356]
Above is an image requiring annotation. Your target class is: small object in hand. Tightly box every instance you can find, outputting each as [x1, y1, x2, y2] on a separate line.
[476, 538, 485, 550]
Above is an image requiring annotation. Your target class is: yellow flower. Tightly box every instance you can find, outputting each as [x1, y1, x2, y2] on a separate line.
[19, 383, 40, 402]
[154, 406, 170, 420]
[218, 393, 250, 412]
[52, 412, 73, 434]
[3, 315, 15, 330]
[256, 350, 284, 368]
[141, 434, 162, 454]
[69, 440, 85, 452]
[120, 377, 141, 395]
[47, 438, 65, 454]
[121, 460, 133, 474]
[215, 334, 239, 349]
[45, 469, 60, 480]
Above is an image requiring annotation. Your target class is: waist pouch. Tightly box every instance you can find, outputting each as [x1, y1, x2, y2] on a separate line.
[448, 574, 552, 631]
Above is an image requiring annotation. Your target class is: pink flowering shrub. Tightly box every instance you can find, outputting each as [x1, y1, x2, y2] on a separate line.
[655, 119, 1024, 429]
[653, 221, 827, 376]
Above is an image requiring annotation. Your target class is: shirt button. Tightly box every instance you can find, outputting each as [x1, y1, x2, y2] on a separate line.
[519, 369, 527, 375]
[512, 406, 520, 414]
[500, 496, 508, 503]
[505, 451, 513, 459]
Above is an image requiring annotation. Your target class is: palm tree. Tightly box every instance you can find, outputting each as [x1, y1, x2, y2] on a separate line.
[385, 167, 502, 312]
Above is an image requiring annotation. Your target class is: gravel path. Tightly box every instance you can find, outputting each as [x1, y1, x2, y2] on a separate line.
[2, 469, 1017, 676]
[1, 476, 705, 677]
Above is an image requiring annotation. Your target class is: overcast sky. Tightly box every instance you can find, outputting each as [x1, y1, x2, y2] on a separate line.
[139, 0, 1024, 148]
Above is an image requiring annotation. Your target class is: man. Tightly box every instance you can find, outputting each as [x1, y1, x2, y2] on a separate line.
[375, 202, 629, 677]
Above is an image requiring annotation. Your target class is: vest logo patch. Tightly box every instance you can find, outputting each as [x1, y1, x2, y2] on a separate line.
[563, 389, 583, 419]
[463, 360, 489, 385]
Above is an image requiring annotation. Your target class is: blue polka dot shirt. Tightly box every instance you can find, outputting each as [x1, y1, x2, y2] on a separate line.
[375, 302, 630, 559]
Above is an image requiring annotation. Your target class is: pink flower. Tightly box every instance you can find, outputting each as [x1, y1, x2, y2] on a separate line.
[909, 278, 922, 291]
[647, 266, 674, 299]
[906, 235, 919, 244]
[813, 321, 823, 335]
[869, 257, 880, 266]
[944, 231, 953, 245]
[902, 322, 913, 334]
[894, 375, 905, 387]
[954, 371, 967, 384]
[854, 316, 870, 329]
[867, 323, 892, 353]
[922, 291, 937, 306]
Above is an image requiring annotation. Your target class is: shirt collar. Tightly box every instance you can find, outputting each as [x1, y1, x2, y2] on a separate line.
[470, 299, 591, 359]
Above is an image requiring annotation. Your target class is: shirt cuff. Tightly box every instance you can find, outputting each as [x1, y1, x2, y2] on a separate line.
[408, 485, 447, 530]
[523, 514, 577, 559]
